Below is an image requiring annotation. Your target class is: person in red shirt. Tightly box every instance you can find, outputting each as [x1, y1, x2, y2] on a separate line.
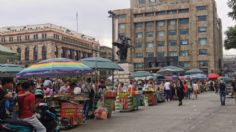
[18, 81, 46, 132]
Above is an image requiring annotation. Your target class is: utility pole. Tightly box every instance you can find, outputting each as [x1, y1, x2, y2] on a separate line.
[76, 11, 79, 32]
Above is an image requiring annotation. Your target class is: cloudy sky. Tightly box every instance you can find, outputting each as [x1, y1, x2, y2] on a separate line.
[0, 0, 235, 55]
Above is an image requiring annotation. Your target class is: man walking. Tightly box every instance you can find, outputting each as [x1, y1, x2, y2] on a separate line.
[18, 81, 46, 132]
[232, 75, 236, 104]
[219, 80, 226, 106]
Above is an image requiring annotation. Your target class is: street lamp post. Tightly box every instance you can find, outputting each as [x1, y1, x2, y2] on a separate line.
[108, 10, 117, 89]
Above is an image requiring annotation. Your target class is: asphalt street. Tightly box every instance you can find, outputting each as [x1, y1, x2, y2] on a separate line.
[66, 92, 236, 132]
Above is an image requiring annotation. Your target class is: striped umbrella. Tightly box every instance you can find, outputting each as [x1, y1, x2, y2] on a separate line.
[16, 58, 92, 78]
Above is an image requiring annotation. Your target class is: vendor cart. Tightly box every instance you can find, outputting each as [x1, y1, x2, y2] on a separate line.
[143, 91, 157, 106]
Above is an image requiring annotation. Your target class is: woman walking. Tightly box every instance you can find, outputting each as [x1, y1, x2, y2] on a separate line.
[193, 81, 199, 100]
[177, 79, 184, 106]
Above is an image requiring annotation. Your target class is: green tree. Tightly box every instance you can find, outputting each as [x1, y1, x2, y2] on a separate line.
[224, 0, 236, 50]
[224, 26, 236, 49]
[228, 0, 236, 20]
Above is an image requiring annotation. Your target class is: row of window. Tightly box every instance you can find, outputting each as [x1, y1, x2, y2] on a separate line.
[0, 33, 91, 48]
[119, 16, 207, 30]
[134, 49, 208, 58]
[16, 46, 91, 62]
[135, 38, 208, 47]
[134, 61, 208, 69]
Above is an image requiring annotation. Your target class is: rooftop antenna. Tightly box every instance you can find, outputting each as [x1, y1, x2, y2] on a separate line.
[76, 11, 78, 32]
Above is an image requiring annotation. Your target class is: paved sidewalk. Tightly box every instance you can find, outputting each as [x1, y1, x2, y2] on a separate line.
[65, 92, 236, 132]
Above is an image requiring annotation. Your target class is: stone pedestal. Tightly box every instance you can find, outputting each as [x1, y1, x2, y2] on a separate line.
[114, 63, 134, 84]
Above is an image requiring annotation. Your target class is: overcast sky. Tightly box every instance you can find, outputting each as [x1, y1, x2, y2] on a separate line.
[0, 0, 235, 55]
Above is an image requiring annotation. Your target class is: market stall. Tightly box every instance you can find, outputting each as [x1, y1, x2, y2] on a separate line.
[143, 87, 157, 106]
[104, 90, 117, 118]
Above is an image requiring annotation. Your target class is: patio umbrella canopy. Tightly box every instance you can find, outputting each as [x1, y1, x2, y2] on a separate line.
[158, 66, 185, 75]
[208, 73, 219, 79]
[186, 68, 203, 74]
[0, 64, 24, 77]
[81, 57, 123, 70]
[131, 71, 151, 77]
[16, 58, 92, 78]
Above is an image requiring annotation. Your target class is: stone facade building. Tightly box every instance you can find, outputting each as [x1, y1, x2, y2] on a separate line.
[100, 46, 112, 60]
[0, 23, 100, 66]
[112, 0, 223, 74]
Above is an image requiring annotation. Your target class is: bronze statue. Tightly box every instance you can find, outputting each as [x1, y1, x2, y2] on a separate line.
[113, 35, 132, 62]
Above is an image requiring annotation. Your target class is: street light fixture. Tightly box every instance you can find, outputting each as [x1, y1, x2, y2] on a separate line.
[108, 10, 117, 89]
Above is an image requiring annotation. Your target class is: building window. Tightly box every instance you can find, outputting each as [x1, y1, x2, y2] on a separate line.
[179, 18, 189, 24]
[118, 24, 126, 30]
[196, 6, 207, 10]
[157, 41, 165, 47]
[53, 34, 59, 39]
[33, 46, 38, 61]
[157, 31, 165, 37]
[198, 16, 207, 21]
[179, 9, 189, 13]
[136, 32, 143, 38]
[199, 38, 208, 45]
[145, 12, 155, 16]
[17, 47, 21, 61]
[157, 20, 165, 27]
[139, 0, 145, 4]
[1, 37, 5, 42]
[25, 47, 30, 62]
[156, 11, 166, 15]
[25, 35, 30, 40]
[168, 40, 177, 46]
[17, 36, 22, 42]
[168, 51, 177, 56]
[179, 61, 190, 67]
[199, 61, 208, 67]
[146, 22, 154, 28]
[146, 32, 154, 37]
[135, 23, 143, 29]
[61, 48, 66, 58]
[134, 13, 143, 17]
[118, 14, 126, 19]
[167, 10, 177, 14]
[146, 42, 154, 48]
[9, 37, 13, 42]
[180, 50, 189, 56]
[135, 43, 142, 48]
[180, 29, 189, 35]
[198, 27, 207, 32]
[168, 19, 176, 25]
[55, 46, 59, 58]
[134, 63, 144, 68]
[199, 49, 208, 55]
[158, 52, 166, 57]
[147, 52, 154, 57]
[42, 34, 47, 39]
[168, 30, 176, 35]
[42, 46, 47, 60]
[135, 53, 144, 58]
[180, 40, 189, 45]
[33, 34, 38, 40]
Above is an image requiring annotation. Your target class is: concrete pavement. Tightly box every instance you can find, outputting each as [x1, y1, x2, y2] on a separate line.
[65, 92, 236, 132]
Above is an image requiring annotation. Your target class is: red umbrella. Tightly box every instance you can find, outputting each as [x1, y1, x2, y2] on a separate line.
[208, 73, 219, 79]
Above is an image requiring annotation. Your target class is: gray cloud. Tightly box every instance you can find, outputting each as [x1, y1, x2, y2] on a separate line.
[0, 0, 235, 55]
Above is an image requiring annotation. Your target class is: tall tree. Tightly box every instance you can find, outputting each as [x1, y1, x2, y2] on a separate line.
[224, 26, 236, 49]
[224, 0, 236, 50]
[228, 0, 236, 20]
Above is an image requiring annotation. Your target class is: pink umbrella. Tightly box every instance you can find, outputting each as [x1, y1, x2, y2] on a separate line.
[208, 73, 219, 79]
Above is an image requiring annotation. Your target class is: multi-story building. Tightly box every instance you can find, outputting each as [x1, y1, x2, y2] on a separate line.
[223, 55, 236, 77]
[0, 23, 100, 66]
[112, 0, 223, 74]
[100, 46, 112, 60]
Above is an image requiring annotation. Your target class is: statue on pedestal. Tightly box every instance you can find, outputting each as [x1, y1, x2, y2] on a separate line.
[113, 35, 132, 63]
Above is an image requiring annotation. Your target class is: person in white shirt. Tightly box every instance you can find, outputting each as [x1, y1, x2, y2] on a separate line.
[164, 81, 171, 101]
[193, 81, 199, 100]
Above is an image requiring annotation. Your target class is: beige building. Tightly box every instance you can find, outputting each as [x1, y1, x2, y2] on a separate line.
[100, 46, 112, 60]
[0, 23, 100, 66]
[112, 0, 223, 74]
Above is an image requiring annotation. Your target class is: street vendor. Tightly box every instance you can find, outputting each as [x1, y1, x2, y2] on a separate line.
[59, 81, 71, 94]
